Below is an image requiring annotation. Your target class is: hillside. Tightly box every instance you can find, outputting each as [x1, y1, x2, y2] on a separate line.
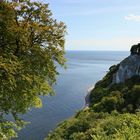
[46, 44, 140, 140]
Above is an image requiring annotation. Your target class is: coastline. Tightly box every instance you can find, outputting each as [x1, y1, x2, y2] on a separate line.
[84, 85, 95, 108]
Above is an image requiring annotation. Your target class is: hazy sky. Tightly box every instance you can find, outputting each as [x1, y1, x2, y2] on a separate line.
[45, 0, 140, 51]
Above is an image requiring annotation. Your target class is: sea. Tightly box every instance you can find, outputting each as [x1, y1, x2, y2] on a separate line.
[15, 51, 129, 140]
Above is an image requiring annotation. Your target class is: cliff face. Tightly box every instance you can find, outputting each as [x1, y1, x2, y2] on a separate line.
[112, 54, 140, 84]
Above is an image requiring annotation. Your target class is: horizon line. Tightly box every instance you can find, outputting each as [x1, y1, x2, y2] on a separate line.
[65, 50, 129, 52]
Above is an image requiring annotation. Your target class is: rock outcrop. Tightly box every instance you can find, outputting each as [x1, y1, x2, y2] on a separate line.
[131, 43, 140, 55]
[112, 44, 140, 84]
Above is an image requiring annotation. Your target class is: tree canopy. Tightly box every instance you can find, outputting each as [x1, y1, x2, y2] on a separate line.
[0, 0, 66, 139]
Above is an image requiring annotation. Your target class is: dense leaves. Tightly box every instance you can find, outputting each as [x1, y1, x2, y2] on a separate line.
[90, 76, 140, 113]
[46, 111, 140, 140]
[0, 0, 66, 139]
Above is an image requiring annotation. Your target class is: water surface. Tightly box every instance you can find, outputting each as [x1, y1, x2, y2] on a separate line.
[16, 51, 129, 140]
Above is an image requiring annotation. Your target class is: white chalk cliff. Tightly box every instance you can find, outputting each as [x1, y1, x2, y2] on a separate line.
[112, 54, 140, 84]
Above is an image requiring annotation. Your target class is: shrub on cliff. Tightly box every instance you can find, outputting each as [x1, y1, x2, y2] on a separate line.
[92, 91, 124, 113]
[95, 65, 119, 88]
[46, 111, 140, 140]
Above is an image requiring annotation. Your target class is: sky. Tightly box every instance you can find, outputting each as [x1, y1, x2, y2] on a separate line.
[44, 0, 140, 51]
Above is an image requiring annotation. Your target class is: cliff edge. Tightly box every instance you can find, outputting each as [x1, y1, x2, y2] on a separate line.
[112, 54, 140, 84]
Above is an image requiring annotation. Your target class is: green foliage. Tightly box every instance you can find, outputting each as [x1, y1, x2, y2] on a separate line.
[95, 65, 119, 88]
[0, 0, 66, 139]
[0, 117, 27, 140]
[46, 111, 140, 140]
[92, 91, 124, 113]
[90, 75, 140, 113]
[90, 88, 109, 104]
[90, 113, 140, 140]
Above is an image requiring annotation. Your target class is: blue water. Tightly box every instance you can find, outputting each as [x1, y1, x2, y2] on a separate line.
[16, 51, 129, 140]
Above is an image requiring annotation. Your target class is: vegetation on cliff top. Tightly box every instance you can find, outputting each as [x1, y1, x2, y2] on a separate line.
[46, 51, 140, 140]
